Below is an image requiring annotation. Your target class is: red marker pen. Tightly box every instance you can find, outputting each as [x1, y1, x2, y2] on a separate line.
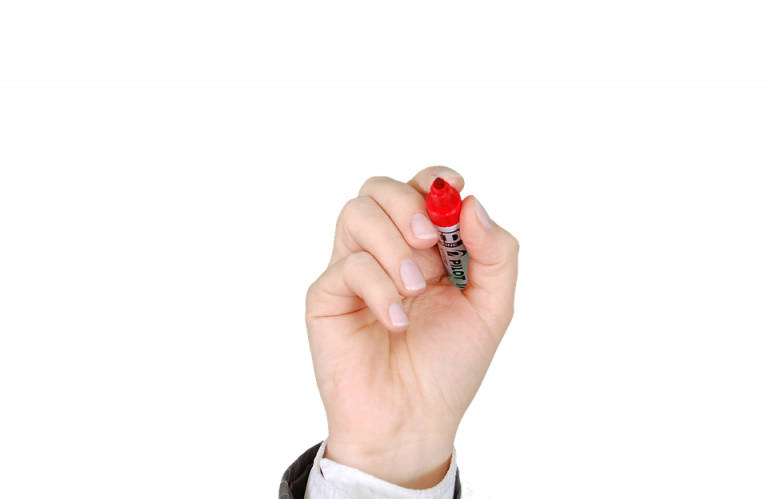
[426, 177, 470, 290]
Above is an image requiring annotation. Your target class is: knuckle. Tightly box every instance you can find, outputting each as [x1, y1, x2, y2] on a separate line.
[336, 196, 373, 232]
[357, 173, 403, 196]
[334, 197, 365, 225]
[357, 173, 392, 192]
[340, 195, 375, 219]
[305, 279, 321, 318]
[306, 275, 321, 299]
[343, 251, 374, 272]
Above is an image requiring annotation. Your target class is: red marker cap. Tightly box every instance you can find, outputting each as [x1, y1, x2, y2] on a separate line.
[426, 177, 462, 228]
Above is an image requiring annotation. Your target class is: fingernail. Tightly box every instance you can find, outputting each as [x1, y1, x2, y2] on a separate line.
[411, 213, 438, 239]
[388, 301, 410, 327]
[475, 198, 493, 231]
[435, 167, 462, 179]
[400, 258, 426, 291]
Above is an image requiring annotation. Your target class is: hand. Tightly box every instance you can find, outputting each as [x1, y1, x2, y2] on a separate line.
[305, 166, 519, 489]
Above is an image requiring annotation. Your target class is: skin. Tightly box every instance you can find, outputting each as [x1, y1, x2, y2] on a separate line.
[305, 166, 520, 489]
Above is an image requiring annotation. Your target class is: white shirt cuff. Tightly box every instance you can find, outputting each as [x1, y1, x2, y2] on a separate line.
[304, 439, 457, 499]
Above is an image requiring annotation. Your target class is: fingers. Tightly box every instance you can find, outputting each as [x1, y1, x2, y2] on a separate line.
[310, 169, 465, 335]
[357, 176, 439, 250]
[307, 251, 411, 333]
[459, 195, 520, 335]
[330, 196, 428, 297]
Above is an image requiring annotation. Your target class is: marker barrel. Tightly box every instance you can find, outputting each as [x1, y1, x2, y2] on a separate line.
[434, 222, 470, 290]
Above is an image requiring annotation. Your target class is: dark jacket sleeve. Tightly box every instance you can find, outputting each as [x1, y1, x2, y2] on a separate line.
[279, 442, 462, 498]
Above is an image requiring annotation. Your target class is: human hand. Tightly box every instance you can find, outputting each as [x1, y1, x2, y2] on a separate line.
[305, 166, 519, 489]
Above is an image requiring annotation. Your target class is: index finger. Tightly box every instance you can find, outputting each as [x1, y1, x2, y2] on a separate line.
[407, 166, 465, 198]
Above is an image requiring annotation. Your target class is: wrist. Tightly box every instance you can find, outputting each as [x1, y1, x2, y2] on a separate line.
[324, 432, 455, 489]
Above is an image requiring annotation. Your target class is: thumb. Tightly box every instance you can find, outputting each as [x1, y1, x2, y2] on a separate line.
[460, 195, 519, 335]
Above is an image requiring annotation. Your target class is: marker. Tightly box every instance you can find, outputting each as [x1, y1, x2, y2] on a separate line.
[426, 177, 470, 290]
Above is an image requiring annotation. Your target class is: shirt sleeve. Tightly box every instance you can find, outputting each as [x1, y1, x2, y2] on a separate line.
[304, 439, 457, 499]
